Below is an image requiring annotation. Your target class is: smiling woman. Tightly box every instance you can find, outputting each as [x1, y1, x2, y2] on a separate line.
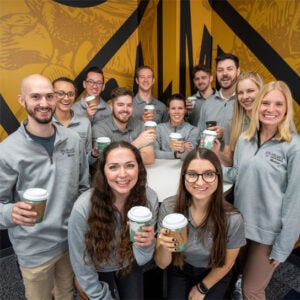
[68, 141, 159, 299]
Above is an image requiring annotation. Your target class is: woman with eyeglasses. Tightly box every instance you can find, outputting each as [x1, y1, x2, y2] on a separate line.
[154, 148, 246, 300]
[52, 77, 92, 154]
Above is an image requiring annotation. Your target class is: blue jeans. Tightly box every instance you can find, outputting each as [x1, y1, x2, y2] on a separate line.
[167, 263, 232, 300]
[98, 264, 144, 300]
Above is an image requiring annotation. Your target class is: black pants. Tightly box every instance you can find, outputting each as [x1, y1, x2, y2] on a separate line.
[98, 264, 144, 300]
[167, 263, 232, 300]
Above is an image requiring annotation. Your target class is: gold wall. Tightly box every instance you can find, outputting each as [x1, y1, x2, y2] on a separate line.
[0, 0, 299, 141]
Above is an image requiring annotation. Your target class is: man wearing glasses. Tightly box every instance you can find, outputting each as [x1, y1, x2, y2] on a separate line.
[72, 66, 112, 124]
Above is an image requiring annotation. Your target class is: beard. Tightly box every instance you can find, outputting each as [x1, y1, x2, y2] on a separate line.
[25, 103, 55, 124]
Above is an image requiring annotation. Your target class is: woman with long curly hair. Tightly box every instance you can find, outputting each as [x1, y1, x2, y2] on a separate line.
[154, 148, 245, 300]
[68, 141, 158, 299]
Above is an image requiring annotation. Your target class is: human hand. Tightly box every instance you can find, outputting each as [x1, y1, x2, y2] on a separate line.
[134, 225, 155, 247]
[184, 141, 193, 150]
[188, 286, 205, 300]
[172, 140, 185, 153]
[206, 125, 224, 139]
[86, 103, 98, 118]
[141, 111, 154, 122]
[133, 129, 156, 148]
[157, 228, 177, 252]
[12, 202, 37, 226]
[269, 258, 280, 267]
[91, 145, 99, 158]
[185, 99, 193, 111]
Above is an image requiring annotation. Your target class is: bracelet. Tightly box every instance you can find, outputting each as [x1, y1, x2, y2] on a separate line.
[196, 281, 209, 295]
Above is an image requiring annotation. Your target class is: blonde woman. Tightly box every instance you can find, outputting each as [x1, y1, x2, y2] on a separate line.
[215, 72, 264, 166]
[224, 81, 300, 299]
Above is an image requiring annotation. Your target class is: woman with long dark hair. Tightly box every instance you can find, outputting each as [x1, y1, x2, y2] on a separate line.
[155, 148, 245, 299]
[68, 141, 158, 299]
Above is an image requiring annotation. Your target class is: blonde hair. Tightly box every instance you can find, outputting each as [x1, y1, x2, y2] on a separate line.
[229, 72, 264, 151]
[243, 81, 294, 142]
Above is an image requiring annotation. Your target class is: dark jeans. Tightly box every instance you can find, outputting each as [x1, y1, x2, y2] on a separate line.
[167, 263, 232, 300]
[98, 264, 144, 300]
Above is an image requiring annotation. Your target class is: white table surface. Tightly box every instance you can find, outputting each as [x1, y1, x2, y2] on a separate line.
[146, 159, 233, 202]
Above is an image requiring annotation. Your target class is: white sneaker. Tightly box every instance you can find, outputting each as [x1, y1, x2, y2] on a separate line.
[232, 277, 243, 300]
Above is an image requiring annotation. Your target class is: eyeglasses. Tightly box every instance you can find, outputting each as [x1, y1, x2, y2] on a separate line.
[184, 171, 219, 183]
[55, 90, 75, 98]
[85, 80, 104, 87]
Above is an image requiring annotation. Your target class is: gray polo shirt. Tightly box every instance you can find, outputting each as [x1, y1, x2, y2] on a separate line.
[186, 90, 216, 126]
[133, 94, 169, 124]
[72, 96, 112, 125]
[158, 196, 246, 268]
[197, 90, 236, 136]
[92, 115, 145, 145]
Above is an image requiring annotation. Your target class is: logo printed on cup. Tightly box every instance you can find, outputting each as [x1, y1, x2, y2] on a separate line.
[128, 206, 152, 243]
[96, 137, 111, 153]
[23, 188, 48, 223]
[203, 129, 217, 150]
[144, 121, 157, 131]
[162, 213, 188, 252]
[169, 132, 183, 151]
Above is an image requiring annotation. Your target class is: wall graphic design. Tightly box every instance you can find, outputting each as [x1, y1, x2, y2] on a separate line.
[0, 0, 299, 141]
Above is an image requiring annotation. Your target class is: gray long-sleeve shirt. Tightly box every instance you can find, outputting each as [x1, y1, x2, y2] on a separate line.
[155, 121, 200, 159]
[223, 132, 300, 262]
[0, 121, 89, 267]
[68, 187, 159, 300]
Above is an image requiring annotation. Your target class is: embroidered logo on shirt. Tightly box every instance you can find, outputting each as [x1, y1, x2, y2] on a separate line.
[265, 151, 283, 164]
[60, 148, 75, 157]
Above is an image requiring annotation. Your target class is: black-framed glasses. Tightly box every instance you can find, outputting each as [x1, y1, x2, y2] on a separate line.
[55, 90, 75, 98]
[184, 171, 219, 183]
[85, 79, 104, 87]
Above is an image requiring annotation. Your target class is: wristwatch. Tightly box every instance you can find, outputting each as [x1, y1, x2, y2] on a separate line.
[197, 281, 209, 295]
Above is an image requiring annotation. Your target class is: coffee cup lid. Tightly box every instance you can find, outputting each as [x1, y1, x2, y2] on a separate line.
[162, 213, 188, 230]
[85, 95, 96, 102]
[23, 188, 48, 201]
[203, 129, 217, 136]
[144, 104, 155, 109]
[144, 121, 157, 127]
[128, 206, 152, 222]
[169, 132, 183, 139]
[97, 137, 111, 143]
[187, 96, 197, 100]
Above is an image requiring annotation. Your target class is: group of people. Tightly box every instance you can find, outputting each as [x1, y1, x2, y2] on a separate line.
[0, 53, 299, 300]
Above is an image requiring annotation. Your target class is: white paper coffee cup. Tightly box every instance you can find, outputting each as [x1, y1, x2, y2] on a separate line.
[203, 129, 217, 150]
[169, 132, 183, 151]
[144, 105, 155, 119]
[162, 213, 188, 252]
[128, 206, 152, 243]
[187, 96, 197, 109]
[96, 137, 111, 153]
[144, 121, 157, 131]
[23, 188, 48, 223]
[85, 95, 97, 106]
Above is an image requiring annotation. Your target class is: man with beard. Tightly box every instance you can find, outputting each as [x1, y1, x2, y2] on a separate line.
[186, 64, 216, 126]
[92, 87, 156, 165]
[197, 53, 240, 147]
[0, 74, 89, 300]
[132, 65, 169, 124]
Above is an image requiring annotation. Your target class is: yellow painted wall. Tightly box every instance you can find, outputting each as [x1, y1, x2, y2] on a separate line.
[0, 0, 299, 141]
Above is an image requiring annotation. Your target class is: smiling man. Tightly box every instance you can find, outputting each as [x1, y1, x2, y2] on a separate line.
[133, 65, 168, 124]
[0, 74, 89, 300]
[92, 87, 156, 165]
[197, 53, 240, 147]
[72, 66, 112, 124]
